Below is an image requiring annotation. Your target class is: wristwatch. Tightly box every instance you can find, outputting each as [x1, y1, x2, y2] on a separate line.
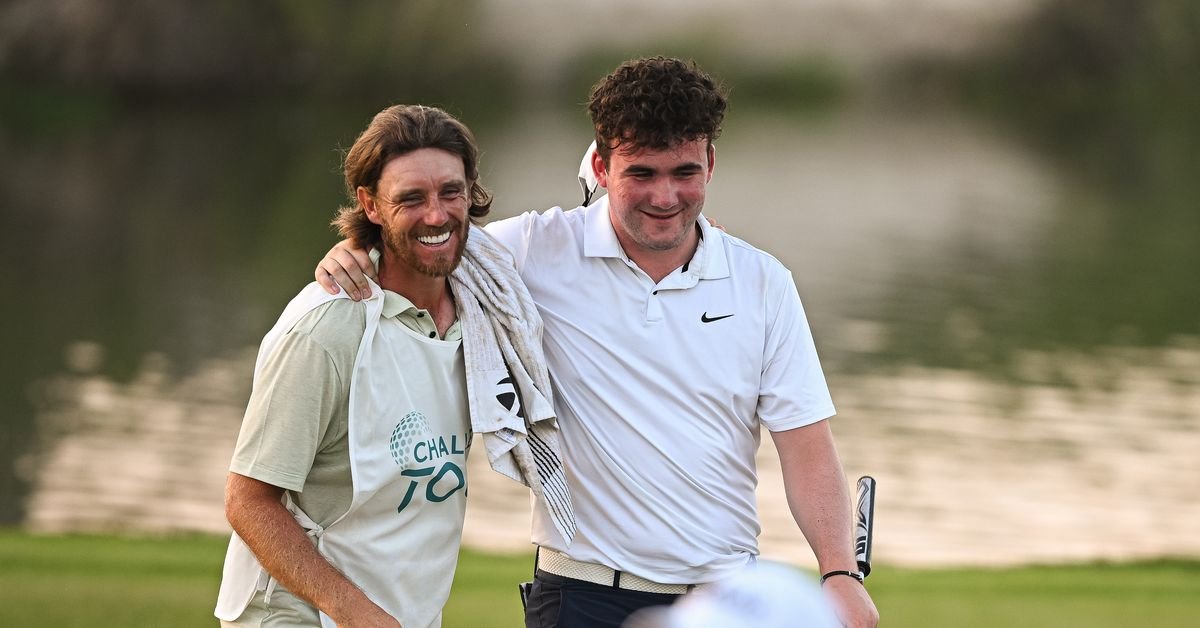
[820, 569, 865, 584]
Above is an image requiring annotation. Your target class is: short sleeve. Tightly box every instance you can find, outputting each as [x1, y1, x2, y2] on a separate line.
[229, 307, 351, 491]
[757, 269, 836, 431]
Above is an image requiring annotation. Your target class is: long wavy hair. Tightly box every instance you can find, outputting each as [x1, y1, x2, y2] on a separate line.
[332, 104, 492, 249]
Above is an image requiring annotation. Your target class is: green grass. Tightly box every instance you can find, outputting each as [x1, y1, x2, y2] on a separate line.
[0, 530, 227, 628]
[1, 530, 1197, 627]
[867, 561, 1200, 627]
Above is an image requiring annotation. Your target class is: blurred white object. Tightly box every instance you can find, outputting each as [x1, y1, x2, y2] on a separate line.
[578, 140, 601, 205]
[624, 561, 839, 628]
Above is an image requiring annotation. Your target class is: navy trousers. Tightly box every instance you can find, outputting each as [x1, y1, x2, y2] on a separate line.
[523, 570, 681, 628]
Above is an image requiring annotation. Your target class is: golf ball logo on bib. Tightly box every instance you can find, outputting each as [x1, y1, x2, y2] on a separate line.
[389, 411, 429, 467]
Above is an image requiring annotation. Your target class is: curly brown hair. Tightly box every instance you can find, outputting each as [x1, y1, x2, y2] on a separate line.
[587, 56, 728, 161]
[332, 105, 492, 250]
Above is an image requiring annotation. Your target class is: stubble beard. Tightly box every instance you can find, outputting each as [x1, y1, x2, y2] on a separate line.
[622, 205, 700, 252]
[383, 218, 470, 278]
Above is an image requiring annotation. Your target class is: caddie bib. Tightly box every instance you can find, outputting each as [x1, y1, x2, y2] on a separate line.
[216, 281, 470, 628]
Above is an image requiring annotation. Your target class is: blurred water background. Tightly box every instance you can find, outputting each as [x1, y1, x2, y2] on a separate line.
[2, 0, 1197, 569]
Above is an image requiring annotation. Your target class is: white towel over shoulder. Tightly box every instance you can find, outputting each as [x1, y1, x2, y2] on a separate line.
[449, 225, 576, 547]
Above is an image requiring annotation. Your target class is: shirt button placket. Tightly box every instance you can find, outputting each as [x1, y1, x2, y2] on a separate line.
[646, 288, 663, 323]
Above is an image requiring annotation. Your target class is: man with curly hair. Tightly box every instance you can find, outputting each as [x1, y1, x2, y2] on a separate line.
[317, 57, 878, 628]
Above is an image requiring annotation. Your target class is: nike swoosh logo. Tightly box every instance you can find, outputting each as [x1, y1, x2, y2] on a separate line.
[701, 312, 734, 323]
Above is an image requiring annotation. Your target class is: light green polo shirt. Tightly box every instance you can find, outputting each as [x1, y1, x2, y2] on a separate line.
[229, 289, 462, 528]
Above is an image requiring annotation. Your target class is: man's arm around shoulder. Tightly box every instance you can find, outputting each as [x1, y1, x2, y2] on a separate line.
[224, 473, 401, 627]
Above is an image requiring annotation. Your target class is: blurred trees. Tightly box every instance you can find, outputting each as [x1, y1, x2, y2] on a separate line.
[973, 0, 1199, 104]
[0, 0, 515, 102]
[871, 0, 1200, 377]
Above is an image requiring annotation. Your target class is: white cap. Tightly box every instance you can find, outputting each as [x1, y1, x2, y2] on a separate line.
[624, 562, 840, 628]
[578, 140, 601, 206]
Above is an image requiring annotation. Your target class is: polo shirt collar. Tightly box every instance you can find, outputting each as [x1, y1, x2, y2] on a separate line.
[379, 287, 463, 341]
[582, 196, 730, 281]
[692, 215, 730, 280]
[582, 197, 625, 259]
[381, 289, 421, 319]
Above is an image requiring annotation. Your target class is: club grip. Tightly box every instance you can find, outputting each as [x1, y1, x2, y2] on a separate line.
[854, 475, 876, 578]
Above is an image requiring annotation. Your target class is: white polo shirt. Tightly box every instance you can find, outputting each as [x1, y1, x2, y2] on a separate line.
[485, 197, 835, 584]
